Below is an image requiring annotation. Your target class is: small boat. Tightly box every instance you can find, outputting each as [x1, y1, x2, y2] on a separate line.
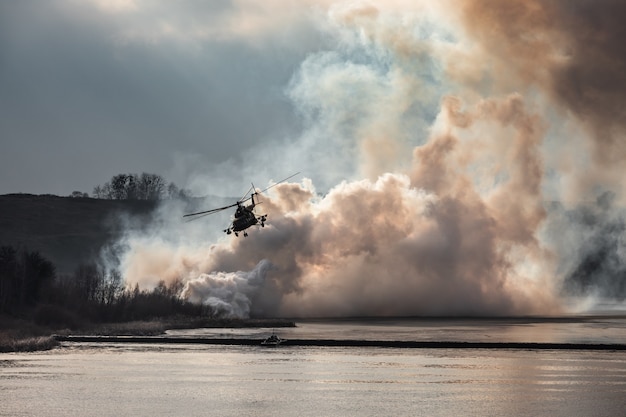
[261, 333, 284, 346]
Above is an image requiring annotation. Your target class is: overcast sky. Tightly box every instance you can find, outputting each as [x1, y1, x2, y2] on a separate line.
[2, 0, 625, 201]
[0, 0, 332, 196]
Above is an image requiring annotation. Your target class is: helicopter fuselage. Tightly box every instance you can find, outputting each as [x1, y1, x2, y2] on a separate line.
[183, 172, 298, 237]
[232, 211, 259, 232]
[225, 202, 266, 236]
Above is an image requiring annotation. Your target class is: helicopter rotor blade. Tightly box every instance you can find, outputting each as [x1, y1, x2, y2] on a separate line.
[257, 172, 300, 194]
[251, 182, 258, 202]
[183, 212, 216, 223]
[183, 172, 300, 221]
[240, 172, 301, 204]
[239, 185, 254, 203]
[182, 202, 238, 218]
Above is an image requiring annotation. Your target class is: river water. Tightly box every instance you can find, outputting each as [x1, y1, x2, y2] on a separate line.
[2, 317, 626, 416]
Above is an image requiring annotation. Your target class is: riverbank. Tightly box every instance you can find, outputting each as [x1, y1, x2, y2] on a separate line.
[0, 316, 295, 352]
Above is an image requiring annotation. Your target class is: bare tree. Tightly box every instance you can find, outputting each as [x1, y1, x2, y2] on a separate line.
[92, 185, 104, 199]
[92, 172, 188, 200]
[0, 246, 55, 312]
[126, 174, 138, 200]
[110, 174, 129, 200]
[138, 173, 166, 200]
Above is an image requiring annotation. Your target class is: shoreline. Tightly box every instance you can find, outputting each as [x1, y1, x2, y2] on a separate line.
[54, 335, 626, 351]
[6, 314, 626, 352]
[0, 317, 295, 353]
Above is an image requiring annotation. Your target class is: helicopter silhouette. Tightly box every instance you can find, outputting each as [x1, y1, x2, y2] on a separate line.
[183, 173, 299, 237]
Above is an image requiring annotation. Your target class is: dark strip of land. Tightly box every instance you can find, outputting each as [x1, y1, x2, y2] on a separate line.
[54, 335, 626, 351]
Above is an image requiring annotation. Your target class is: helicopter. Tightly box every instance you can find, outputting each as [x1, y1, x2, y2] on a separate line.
[183, 173, 299, 237]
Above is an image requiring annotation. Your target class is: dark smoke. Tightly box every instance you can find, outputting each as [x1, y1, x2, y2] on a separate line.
[561, 192, 626, 299]
[459, 0, 626, 164]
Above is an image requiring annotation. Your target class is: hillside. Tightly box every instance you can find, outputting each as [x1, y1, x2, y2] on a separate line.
[0, 194, 159, 275]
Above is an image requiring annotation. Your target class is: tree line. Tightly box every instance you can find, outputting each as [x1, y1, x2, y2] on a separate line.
[78, 172, 191, 200]
[0, 245, 212, 327]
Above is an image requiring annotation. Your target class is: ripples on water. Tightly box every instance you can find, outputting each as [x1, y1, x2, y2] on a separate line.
[2, 317, 626, 417]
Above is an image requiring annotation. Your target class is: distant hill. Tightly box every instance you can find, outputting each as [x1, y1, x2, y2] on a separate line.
[0, 194, 159, 275]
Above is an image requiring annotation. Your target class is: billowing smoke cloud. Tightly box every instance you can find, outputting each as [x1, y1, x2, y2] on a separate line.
[114, 93, 559, 317]
[182, 260, 271, 318]
[455, 0, 626, 192]
[450, 0, 626, 309]
[106, 0, 625, 318]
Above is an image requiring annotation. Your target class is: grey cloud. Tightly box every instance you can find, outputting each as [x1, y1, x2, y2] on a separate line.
[0, 0, 319, 195]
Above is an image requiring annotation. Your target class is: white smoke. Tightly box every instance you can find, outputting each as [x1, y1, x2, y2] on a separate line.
[182, 259, 271, 318]
[105, 1, 626, 318]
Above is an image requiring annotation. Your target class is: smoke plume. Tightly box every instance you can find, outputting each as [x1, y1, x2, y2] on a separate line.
[455, 0, 626, 191]
[182, 260, 271, 318]
[107, 0, 625, 318]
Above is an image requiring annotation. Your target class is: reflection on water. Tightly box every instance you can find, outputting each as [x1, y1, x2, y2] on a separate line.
[2, 318, 626, 417]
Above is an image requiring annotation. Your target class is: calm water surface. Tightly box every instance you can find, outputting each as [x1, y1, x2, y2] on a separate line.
[2, 318, 626, 417]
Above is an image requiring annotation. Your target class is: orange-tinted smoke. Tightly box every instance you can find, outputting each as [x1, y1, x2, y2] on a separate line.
[456, 0, 626, 165]
[176, 93, 558, 318]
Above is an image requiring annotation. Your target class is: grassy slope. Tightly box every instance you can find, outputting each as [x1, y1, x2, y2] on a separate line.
[0, 194, 158, 275]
